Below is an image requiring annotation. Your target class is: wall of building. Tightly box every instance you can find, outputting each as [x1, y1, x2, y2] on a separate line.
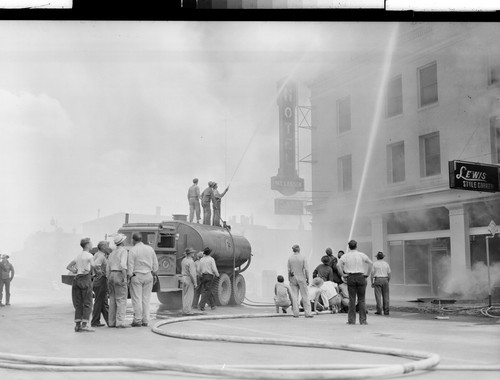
[309, 23, 500, 299]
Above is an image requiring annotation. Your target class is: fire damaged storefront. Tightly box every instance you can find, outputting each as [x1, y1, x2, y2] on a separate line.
[385, 207, 451, 298]
[377, 199, 500, 299]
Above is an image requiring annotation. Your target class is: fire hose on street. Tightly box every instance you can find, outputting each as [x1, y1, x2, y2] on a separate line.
[0, 312, 499, 378]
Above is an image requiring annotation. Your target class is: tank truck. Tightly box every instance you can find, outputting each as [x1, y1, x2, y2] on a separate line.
[62, 218, 252, 309]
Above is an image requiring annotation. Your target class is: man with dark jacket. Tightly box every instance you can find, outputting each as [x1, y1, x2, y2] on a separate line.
[325, 248, 342, 284]
[0, 254, 15, 306]
[312, 255, 334, 282]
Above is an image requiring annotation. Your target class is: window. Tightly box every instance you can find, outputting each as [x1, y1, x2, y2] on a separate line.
[418, 62, 438, 107]
[387, 141, 405, 183]
[337, 96, 351, 134]
[489, 53, 500, 85]
[404, 241, 430, 285]
[389, 240, 431, 286]
[419, 132, 440, 177]
[386, 76, 403, 117]
[490, 116, 500, 163]
[388, 241, 404, 284]
[338, 155, 352, 192]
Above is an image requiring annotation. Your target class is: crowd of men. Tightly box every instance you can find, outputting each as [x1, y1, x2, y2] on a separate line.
[276, 240, 391, 325]
[65, 232, 158, 332]
[65, 231, 222, 332]
[188, 178, 229, 226]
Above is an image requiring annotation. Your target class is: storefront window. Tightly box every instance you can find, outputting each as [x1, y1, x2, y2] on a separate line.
[388, 241, 404, 284]
[387, 207, 449, 234]
[404, 241, 430, 285]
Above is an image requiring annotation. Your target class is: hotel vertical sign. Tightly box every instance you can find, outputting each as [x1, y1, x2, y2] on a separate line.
[449, 160, 500, 192]
[271, 78, 304, 196]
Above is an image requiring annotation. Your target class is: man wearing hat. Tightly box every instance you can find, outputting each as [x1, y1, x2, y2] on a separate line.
[371, 251, 391, 316]
[212, 183, 229, 227]
[181, 248, 198, 315]
[337, 240, 373, 325]
[106, 233, 130, 328]
[128, 232, 159, 327]
[198, 247, 219, 311]
[0, 254, 15, 307]
[192, 251, 204, 309]
[187, 178, 201, 223]
[325, 248, 342, 284]
[287, 244, 313, 318]
[66, 238, 96, 332]
[201, 181, 216, 225]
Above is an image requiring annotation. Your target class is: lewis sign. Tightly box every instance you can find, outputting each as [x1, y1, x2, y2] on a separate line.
[449, 160, 500, 192]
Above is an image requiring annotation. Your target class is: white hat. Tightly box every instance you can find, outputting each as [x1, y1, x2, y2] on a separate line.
[113, 234, 127, 246]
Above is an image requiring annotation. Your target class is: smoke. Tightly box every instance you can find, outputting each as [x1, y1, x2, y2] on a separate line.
[443, 262, 500, 299]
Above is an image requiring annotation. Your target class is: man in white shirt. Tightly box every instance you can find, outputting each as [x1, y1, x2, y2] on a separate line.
[106, 233, 129, 328]
[187, 178, 201, 223]
[128, 232, 159, 327]
[287, 244, 313, 318]
[371, 251, 391, 316]
[66, 238, 95, 332]
[312, 277, 341, 313]
[198, 247, 219, 311]
[337, 240, 373, 325]
[181, 248, 198, 315]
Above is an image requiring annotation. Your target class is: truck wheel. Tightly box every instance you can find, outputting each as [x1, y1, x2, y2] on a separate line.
[230, 273, 246, 305]
[157, 290, 182, 310]
[212, 273, 231, 306]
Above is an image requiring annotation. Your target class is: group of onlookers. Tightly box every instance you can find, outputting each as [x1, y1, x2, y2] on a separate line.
[275, 240, 391, 324]
[65, 233, 158, 332]
[181, 246, 220, 315]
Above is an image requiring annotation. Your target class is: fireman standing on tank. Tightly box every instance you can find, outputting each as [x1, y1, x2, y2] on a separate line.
[181, 248, 198, 315]
[201, 182, 216, 225]
[198, 247, 219, 311]
[187, 178, 201, 223]
[212, 183, 229, 227]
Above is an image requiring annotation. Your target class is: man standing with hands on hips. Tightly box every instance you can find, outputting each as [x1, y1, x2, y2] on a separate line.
[337, 240, 373, 325]
[371, 251, 391, 316]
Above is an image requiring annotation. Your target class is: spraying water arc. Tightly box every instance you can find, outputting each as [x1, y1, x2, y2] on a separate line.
[348, 23, 400, 242]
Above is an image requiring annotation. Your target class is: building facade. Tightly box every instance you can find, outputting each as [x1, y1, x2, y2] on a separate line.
[308, 23, 500, 299]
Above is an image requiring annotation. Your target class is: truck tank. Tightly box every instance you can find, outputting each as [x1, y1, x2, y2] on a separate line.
[166, 220, 251, 273]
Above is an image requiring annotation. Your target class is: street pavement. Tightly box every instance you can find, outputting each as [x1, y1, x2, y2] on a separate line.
[0, 288, 499, 380]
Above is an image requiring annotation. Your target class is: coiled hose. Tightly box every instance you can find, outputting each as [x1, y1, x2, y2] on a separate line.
[440, 304, 500, 318]
[1, 312, 498, 378]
